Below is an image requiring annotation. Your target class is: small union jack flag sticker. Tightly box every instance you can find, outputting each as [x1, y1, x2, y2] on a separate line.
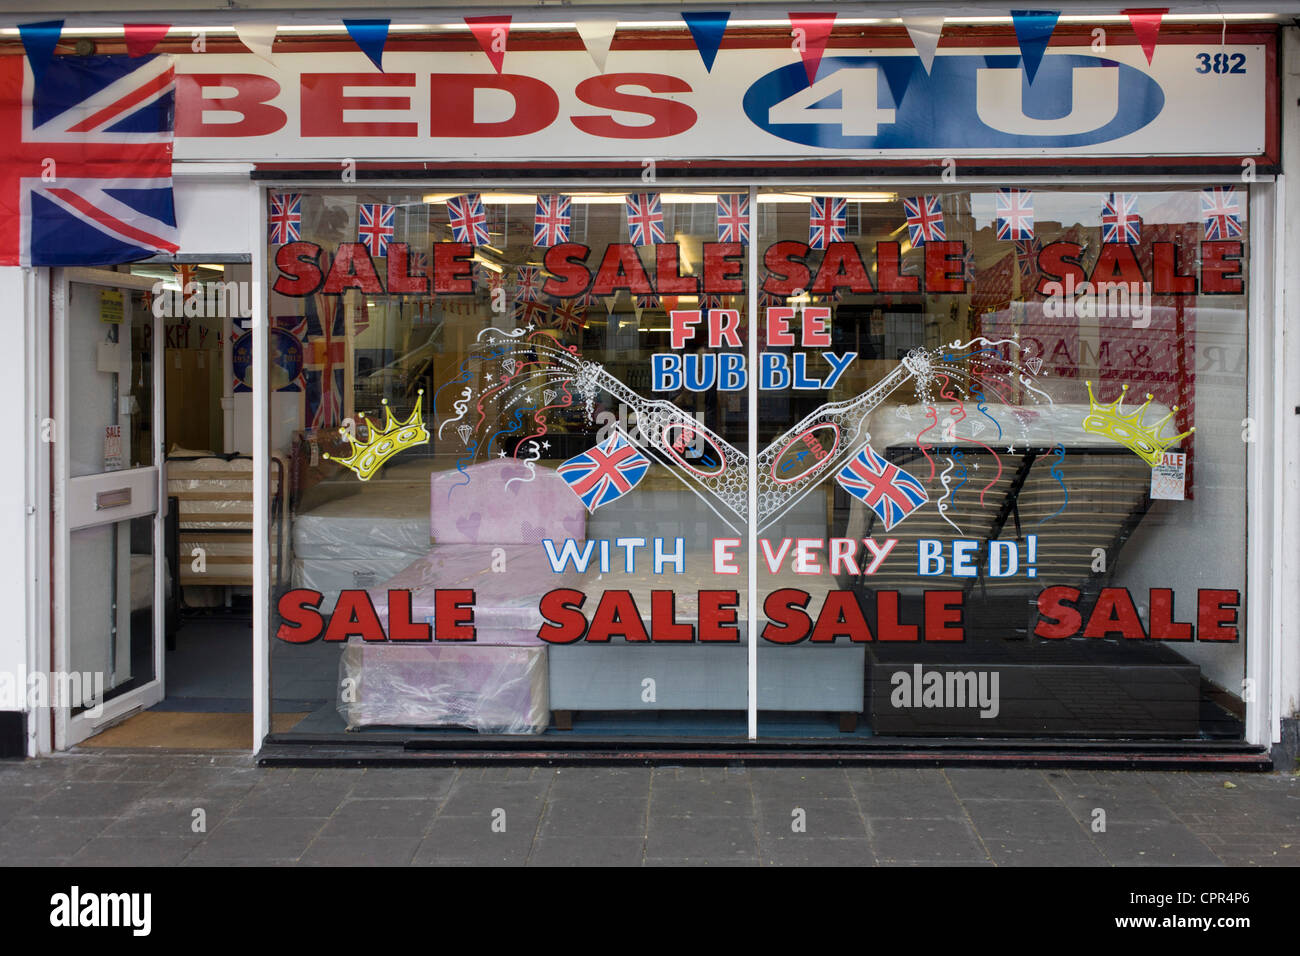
[808, 196, 847, 250]
[515, 266, 544, 303]
[1015, 237, 1042, 281]
[903, 195, 944, 245]
[447, 193, 490, 245]
[268, 193, 301, 244]
[995, 188, 1034, 241]
[534, 194, 571, 246]
[357, 202, 395, 256]
[548, 301, 588, 335]
[1101, 193, 1142, 244]
[558, 429, 651, 512]
[835, 444, 929, 531]
[1201, 187, 1243, 240]
[716, 194, 750, 244]
[625, 193, 665, 246]
[635, 292, 661, 311]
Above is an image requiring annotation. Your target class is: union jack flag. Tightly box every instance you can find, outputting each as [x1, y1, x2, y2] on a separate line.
[548, 301, 588, 335]
[701, 293, 726, 312]
[557, 429, 651, 512]
[995, 188, 1034, 241]
[835, 444, 929, 531]
[808, 196, 846, 250]
[1015, 237, 1042, 281]
[513, 299, 550, 327]
[1201, 187, 1243, 240]
[903, 195, 945, 245]
[636, 292, 661, 311]
[303, 292, 347, 429]
[0, 53, 179, 266]
[1101, 192, 1142, 244]
[268, 193, 301, 244]
[357, 202, 395, 256]
[533, 194, 571, 246]
[625, 193, 665, 246]
[716, 194, 750, 244]
[447, 193, 490, 245]
[515, 265, 545, 302]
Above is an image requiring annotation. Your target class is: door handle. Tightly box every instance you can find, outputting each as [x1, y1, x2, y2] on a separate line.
[95, 488, 132, 510]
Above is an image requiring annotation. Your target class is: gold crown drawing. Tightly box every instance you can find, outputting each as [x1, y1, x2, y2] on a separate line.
[324, 390, 430, 481]
[1081, 381, 1194, 467]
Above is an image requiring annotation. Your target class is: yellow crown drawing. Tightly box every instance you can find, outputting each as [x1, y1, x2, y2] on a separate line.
[1081, 381, 1194, 467]
[324, 390, 430, 481]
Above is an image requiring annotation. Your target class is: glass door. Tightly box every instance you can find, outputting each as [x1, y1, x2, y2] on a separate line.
[53, 268, 165, 747]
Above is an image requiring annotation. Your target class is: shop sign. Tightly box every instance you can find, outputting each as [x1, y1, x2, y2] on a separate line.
[173, 38, 1268, 161]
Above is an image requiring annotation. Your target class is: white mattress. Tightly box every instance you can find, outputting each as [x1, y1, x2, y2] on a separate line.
[864, 401, 1176, 450]
[292, 481, 433, 558]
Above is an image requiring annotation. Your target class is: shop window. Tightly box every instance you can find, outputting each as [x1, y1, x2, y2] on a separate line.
[263, 185, 1248, 744]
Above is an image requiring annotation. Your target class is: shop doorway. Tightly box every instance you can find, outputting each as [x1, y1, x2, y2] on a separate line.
[52, 263, 274, 750]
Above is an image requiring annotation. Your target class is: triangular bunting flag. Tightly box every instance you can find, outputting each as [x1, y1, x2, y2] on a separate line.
[879, 57, 916, 108]
[575, 20, 618, 72]
[1010, 10, 1060, 84]
[900, 14, 945, 73]
[234, 21, 278, 65]
[465, 15, 511, 73]
[124, 24, 170, 58]
[18, 20, 62, 87]
[788, 12, 836, 85]
[344, 18, 390, 72]
[1122, 8, 1168, 65]
[681, 12, 730, 72]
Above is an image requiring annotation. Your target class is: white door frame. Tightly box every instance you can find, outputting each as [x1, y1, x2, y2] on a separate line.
[52, 266, 166, 748]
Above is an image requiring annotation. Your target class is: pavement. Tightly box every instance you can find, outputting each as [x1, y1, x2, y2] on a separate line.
[0, 751, 1296, 866]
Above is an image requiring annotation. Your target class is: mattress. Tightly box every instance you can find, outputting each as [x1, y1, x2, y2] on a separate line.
[167, 456, 280, 530]
[864, 401, 1176, 450]
[129, 554, 171, 612]
[292, 481, 433, 559]
[368, 543, 587, 636]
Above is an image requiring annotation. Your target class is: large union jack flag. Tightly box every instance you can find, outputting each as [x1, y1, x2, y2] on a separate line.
[903, 195, 945, 245]
[357, 202, 395, 256]
[1101, 192, 1141, 244]
[558, 429, 651, 512]
[0, 53, 179, 266]
[447, 193, 490, 245]
[835, 444, 929, 531]
[808, 196, 846, 250]
[625, 193, 665, 246]
[716, 194, 749, 244]
[533, 194, 571, 246]
[1201, 187, 1243, 240]
[268, 193, 301, 244]
[995, 188, 1034, 241]
[513, 299, 550, 327]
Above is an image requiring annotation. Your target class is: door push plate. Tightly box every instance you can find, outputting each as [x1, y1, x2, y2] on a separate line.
[95, 488, 132, 510]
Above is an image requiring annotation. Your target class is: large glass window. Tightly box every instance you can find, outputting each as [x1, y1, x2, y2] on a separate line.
[265, 184, 1248, 743]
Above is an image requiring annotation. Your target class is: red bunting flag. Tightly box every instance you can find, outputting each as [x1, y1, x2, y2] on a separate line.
[1122, 8, 1168, 65]
[464, 15, 511, 73]
[788, 12, 836, 85]
[124, 23, 170, 58]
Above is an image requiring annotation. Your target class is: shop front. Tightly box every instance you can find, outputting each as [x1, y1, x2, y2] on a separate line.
[9, 11, 1295, 761]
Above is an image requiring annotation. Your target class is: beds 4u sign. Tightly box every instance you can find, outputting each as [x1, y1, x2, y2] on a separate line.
[173, 42, 1264, 160]
[746, 54, 1165, 149]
